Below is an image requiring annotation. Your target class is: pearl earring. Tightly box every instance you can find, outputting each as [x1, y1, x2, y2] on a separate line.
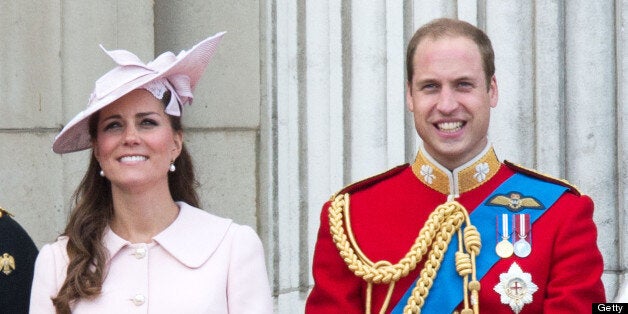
[99, 170, 105, 177]
[169, 163, 176, 172]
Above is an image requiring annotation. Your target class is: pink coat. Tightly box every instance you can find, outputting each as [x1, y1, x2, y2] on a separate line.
[30, 202, 273, 313]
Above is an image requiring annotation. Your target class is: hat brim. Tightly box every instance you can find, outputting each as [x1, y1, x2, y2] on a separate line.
[52, 32, 225, 154]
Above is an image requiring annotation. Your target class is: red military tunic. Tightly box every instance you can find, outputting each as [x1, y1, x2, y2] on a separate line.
[306, 145, 605, 313]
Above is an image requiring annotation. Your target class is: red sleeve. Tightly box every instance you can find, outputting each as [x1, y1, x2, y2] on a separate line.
[543, 194, 606, 311]
[305, 202, 364, 314]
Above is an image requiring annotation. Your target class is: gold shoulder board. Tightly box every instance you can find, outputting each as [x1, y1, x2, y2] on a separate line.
[504, 160, 581, 196]
[0, 206, 14, 218]
[329, 164, 408, 201]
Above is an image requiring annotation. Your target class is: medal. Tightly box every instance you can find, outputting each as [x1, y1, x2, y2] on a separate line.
[494, 262, 538, 314]
[513, 239, 531, 258]
[513, 214, 531, 258]
[496, 240, 514, 259]
[496, 214, 513, 258]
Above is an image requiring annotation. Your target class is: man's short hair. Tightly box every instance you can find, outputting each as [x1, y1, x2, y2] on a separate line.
[406, 18, 495, 87]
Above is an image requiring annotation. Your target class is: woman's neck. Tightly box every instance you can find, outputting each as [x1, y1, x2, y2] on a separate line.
[108, 183, 180, 243]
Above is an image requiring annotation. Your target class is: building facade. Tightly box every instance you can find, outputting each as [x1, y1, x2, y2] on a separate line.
[0, 1, 625, 312]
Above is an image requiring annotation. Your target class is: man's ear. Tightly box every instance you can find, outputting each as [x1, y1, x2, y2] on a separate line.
[489, 75, 498, 108]
[406, 81, 414, 111]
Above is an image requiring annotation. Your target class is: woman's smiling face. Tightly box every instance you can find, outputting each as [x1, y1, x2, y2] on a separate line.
[93, 89, 182, 191]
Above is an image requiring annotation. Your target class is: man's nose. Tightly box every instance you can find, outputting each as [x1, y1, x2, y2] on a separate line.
[436, 87, 458, 114]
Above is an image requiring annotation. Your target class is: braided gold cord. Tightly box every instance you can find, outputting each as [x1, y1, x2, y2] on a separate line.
[463, 225, 481, 313]
[403, 203, 482, 314]
[330, 194, 459, 284]
[455, 251, 472, 276]
[328, 194, 481, 314]
[402, 206, 466, 313]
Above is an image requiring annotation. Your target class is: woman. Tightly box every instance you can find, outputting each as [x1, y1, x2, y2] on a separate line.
[30, 33, 273, 313]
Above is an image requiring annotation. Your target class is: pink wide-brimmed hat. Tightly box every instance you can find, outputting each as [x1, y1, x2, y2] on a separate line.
[52, 32, 226, 154]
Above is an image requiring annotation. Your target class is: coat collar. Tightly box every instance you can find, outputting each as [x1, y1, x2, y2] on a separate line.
[411, 143, 501, 196]
[103, 202, 233, 268]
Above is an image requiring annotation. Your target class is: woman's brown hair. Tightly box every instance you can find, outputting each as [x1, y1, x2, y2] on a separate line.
[51, 91, 199, 313]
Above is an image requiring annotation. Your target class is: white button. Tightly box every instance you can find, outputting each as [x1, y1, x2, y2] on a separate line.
[132, 294, 145, 306]
[134, 248, 146, 259]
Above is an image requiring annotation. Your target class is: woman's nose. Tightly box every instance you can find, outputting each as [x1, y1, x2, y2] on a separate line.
[122, 125, 140, 145]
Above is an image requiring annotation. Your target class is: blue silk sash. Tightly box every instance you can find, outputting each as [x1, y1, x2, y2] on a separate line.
[391, 172, 568, 313]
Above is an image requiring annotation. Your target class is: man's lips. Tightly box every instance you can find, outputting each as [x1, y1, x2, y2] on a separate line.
[436, 121, 464, 133]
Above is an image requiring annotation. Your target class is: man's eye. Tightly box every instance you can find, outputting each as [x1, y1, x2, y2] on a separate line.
[458, 82, 473, 88]
[422, 84, 438, 91]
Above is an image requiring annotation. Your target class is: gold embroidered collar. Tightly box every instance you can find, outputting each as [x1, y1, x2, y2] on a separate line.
[411, 144, 501, 195]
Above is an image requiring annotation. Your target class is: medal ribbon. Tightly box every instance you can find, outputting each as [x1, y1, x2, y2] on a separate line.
[496, 213, 511, 243]
[391, 172, 568, 313]
[515, 213, 531, 242]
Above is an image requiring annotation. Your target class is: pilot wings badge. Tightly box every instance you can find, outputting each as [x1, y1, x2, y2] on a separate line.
[486, 192, 544, 212]
[1, 253, 15, 275]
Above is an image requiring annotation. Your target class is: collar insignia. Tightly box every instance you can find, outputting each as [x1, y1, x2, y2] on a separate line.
[411, 145, 501, 195]
[1, 253, 15, 275]
[494, 262, 538, 314]
[486, 192, 544, 212]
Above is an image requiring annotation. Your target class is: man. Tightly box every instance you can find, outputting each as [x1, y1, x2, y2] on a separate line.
[305, 18, 605, 313]
[0, 206, 38, 314]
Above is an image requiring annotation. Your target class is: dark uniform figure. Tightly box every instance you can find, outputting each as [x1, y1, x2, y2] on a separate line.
[0, 207, 38, 314]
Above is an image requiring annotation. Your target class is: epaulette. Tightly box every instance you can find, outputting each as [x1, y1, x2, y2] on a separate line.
[504, 160, 581, 196]
[331, 164, 409, 200]
[0, 206, 14, 218]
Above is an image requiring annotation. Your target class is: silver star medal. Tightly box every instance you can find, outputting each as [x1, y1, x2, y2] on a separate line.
[493, 262, 538, 314]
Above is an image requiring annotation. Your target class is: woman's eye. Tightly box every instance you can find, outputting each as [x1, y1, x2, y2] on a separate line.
[103, 122, 121, 131]
[140, 119, 158, 127]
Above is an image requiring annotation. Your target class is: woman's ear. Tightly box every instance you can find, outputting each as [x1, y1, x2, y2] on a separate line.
[172, 131, 183, 159]
[92, 141, 101, 161]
